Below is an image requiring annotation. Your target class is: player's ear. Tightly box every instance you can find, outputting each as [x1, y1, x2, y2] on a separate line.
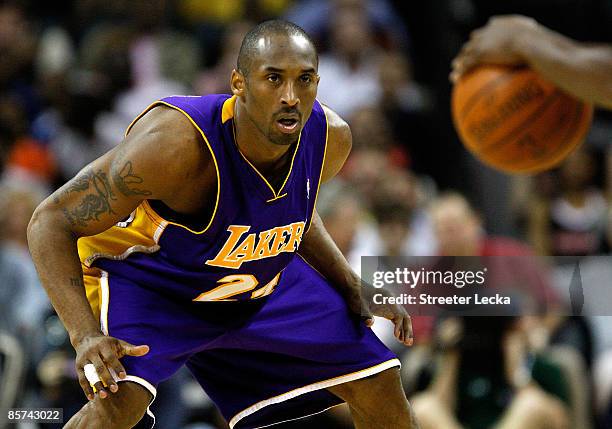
[231, 69, 246, 97]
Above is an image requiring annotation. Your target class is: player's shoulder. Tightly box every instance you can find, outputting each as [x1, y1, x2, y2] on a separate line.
[318, 103, 352, 182]
[126, 104, 201, 152]
[320, 103, 352, 151]
[126, 93, 231, 146]
[119, 102, 212, 177]
[160, 93, 230, 116]
[320, 103, 348, 130]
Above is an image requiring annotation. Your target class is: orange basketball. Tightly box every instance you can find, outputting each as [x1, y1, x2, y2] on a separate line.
[451, 65, 593, 174]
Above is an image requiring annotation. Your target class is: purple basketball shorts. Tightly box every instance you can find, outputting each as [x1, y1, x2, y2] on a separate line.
[92, 256, 399, 428]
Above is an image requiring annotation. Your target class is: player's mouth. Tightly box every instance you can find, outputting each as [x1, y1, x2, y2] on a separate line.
[276, 116, 300, 134]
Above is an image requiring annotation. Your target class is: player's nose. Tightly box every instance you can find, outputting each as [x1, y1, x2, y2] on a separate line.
[280, 82, 299, 106]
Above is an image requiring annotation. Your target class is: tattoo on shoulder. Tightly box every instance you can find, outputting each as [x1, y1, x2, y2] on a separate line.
[70, 277, 84, 288]
[61, 168, 116, 227]
[112, 161, 152, 197]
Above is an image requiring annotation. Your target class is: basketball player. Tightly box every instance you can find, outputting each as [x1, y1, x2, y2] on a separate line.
[451, 15, 612, 109]
[27, 21, 419, 429]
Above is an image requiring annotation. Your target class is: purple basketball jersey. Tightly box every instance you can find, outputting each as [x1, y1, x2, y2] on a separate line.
[79, 94, 327, 303]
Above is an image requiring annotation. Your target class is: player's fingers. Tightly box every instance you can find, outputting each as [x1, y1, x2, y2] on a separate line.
[454, 40, 482, 75]
[382, 307, 395, 321]
[457, 40, 477, 59]
[362, 307, 374, 327]
[92, 356, 113, 399]
[451, 60, 467, 83]
[450, 70, 461, 84]
[77, 368, 94, 401]
[100, 349, 124, 392]
[105, 342, 127, 379]
[118, 340, 150, 357]
[403, 314, 414, 346]
[451, 55, 462, 69]
[455, 53, 480, 80]
[470, 27, 486, 41]
[451, 55, 471, 83]
[455, 41, 473, 66]
[84, 361, 107, 399]
[93, 380, 107, 398]
[393, 315, 402, 340]
[361, 314, 374, 326]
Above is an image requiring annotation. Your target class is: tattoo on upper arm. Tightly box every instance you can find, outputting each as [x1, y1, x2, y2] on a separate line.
[61, 168, 116, 227]
[112, 161, 152, 197]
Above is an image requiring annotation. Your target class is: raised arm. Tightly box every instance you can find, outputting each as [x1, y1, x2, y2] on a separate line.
[298, 105, 413, 346]
[27, 105, 210, 400]
[451, 15, 612, 110]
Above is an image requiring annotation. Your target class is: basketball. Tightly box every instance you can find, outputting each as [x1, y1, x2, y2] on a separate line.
[451, 65, 594, 174]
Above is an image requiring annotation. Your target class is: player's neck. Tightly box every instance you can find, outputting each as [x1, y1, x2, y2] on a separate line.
[234, 102, 294, 173]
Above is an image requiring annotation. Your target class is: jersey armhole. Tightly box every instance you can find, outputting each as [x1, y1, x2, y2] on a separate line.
[125, 101, 221, 235]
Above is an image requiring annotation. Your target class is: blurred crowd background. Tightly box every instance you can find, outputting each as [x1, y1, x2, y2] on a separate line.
[1, 0, 612, 428]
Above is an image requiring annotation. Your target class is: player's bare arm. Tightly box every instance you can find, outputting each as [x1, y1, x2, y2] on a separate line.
[27, 105, 212, 401]
[298, 105, 414, 346]
[451, 15, 612, 109]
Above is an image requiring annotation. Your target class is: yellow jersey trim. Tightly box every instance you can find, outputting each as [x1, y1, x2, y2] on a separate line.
[305, 101, 329, 233]
[124, 101, 158, 136]
[125, 100, 221, 235]
[275, 134, 302, 197]
[83, 268, 103, 320]
[78, 204, 168, 270]
[265, 193, 288, 203]
[222, 95, 237, 123]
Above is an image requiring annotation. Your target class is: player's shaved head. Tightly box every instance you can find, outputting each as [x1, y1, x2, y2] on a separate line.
[237, 20, 318, 77]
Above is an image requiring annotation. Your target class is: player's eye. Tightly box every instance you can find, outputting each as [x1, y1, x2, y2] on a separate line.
[267, 74, 280, 83]
[300, 74, 312, 83]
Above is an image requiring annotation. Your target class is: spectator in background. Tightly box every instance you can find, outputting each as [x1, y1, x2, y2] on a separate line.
[341, 146, 389, 204]
[317, 184, 379, 274]
[0, 186, 49, 335]
[348, 105, 409, 168]
[0, 116, 17, 177]
[528, 147, 609, 257]
[316, 5, 382, 117]
[411, 316, 570, 429]
[343, 106, 413, 206]
[372, 198, 412, 258]
[178, 0, 290, 28]
[0, 2, 40, 121]
[1, 97, 57, 193]
[285, 0, 409, 50]
[429, 192, 562, 313]
[81, 1, 201, 150]
[594, 348, 612, 429]
[432, 191, 551, 259]
[195, 21, 253, 95]
[377, 51, 435, 176]
[375, 168, 436, 257]
[428, 192, 595, 428]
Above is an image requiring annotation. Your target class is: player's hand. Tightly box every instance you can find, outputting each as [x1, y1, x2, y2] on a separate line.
[74, 334, 149, 400]
[358, 285, 414, 347]
[451, 15, 538, 83]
